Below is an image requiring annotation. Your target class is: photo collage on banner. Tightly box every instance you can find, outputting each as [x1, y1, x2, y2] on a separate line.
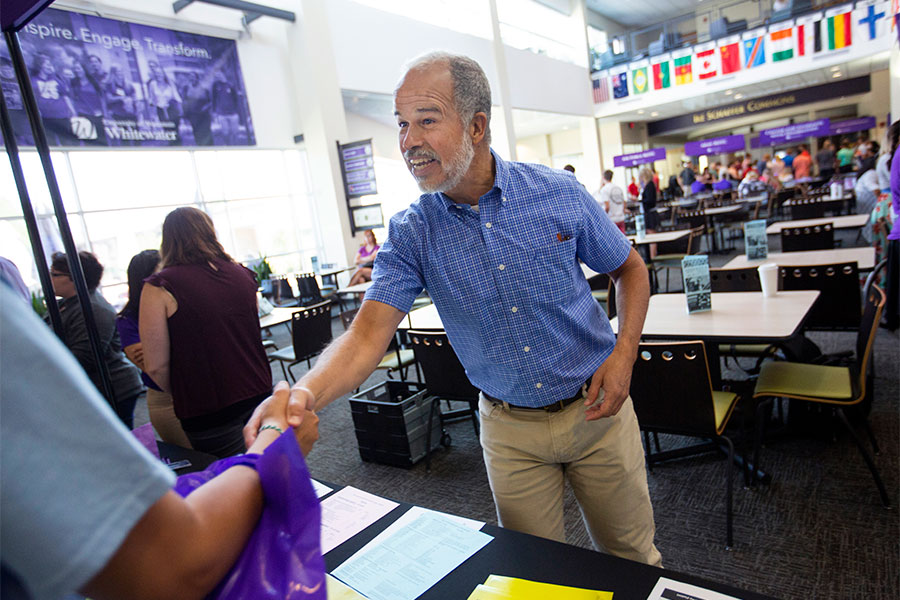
[0, 7, 255, 148]
[590, 1, 892, 105]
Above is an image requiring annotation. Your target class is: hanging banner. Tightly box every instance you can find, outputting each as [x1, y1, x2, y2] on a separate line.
[613, 147, 666, 168]
[758, 118, 831, 145]
[684, 134, 746, 156]
[1, 7, 255, 147]
[828, 116, 876, 136]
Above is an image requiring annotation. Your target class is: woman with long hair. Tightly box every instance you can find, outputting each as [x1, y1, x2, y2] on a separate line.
[117, 249, 191, 447]
[140, 207, 272, 457]
[347, 229, 380, 286]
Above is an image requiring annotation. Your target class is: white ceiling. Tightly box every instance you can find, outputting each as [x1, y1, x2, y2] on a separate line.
[585, 0, 701, 28]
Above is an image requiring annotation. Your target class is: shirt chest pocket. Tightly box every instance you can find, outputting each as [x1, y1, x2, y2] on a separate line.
[523, 239, 577, 304]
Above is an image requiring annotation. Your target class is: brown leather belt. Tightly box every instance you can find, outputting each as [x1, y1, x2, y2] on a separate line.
[483, 379, 590, 413]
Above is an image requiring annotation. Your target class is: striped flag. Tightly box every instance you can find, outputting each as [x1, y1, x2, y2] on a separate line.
[652, 60, 671, 89]
[770, 25, 794, 61]
[742, 33, 766, 68]
[673, 54, 692, 85]
[632, 66, 649, 94]
[591, 73, 609, 103]
[719, 40, 741, 74]
[795, 14, 823, 56]
[827, 9, 853, 49]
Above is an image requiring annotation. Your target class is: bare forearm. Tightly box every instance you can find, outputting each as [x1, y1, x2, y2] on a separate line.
[610, 250, 650, 359]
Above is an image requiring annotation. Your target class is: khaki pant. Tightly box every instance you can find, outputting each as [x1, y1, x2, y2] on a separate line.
[146, 388, 191, 448]
[479, 393, 662, 566]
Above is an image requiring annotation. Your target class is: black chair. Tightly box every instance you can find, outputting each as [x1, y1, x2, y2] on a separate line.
[789, 197, 828, 220]
[630, 340, 743, 548]
[295, 273, 324, 307]
[780, 223, 834, 252]
[268, 300, 333, 381]
[649, 225, 704, 292]
[709, 267, 761, 292]
[262, 276, 299, 307]
[779, 262, 860, 330]
[408, 330, 479, 468]
[751, 285, 890, 508]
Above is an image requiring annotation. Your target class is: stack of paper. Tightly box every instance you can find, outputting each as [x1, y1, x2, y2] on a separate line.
[467, 575, 613, 599]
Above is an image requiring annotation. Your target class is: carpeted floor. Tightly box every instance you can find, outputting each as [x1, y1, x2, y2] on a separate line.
[135, 229, 899, 600]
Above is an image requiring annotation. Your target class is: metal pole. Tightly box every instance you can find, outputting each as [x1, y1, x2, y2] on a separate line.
[0, 79, 64, 336]
[4, 30, 118, 413]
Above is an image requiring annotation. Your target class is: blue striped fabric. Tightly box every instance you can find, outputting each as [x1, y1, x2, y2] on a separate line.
[366, 151, 632, 406]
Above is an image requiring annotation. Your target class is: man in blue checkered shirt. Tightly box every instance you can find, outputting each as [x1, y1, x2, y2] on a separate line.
[276, 52, 660, 566]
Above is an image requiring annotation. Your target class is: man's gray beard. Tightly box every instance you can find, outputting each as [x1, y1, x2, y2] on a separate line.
[416, 133, 475, 194]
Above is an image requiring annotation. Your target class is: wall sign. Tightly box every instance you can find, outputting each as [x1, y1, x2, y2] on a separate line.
[684, 134, 746, 156]
[758, 118, 831, 145]
[613, 147, 667, 168]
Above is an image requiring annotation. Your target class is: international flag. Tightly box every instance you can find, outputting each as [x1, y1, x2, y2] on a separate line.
[719, 41, 740, 74]
[742, 35, 766, 68]
[695, 48, 718, 80]
[612, 71, 629, 99]
[632, 66, 649, 94]
[770, 26, 794, 61]
[796, 16, 824, 56]
[855, 3, 888, 41]
[591, 73, 609, 103]
[827, 10, 853, 49]
[673, 55, 692, 85]
[652, 60, 671, 89]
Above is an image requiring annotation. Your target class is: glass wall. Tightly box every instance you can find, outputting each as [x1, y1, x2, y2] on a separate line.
[0, 148, 319, 306]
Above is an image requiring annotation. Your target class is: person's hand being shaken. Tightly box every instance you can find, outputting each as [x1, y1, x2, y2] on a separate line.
[243, 381, 318, 456]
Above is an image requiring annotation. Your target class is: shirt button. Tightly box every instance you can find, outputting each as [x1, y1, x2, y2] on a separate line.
[523, 346, 530, 352]
[535, 382, 542, 389]
[502, 196, 508, 202]
[511, 306, 518, 313]
[498, 264, 505, 271]
[485, 222, 492, 229]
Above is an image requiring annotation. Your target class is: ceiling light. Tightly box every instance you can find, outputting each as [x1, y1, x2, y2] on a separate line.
[725, 89, 733, 95]
[832, 72, 841, 78]
[830, 66, 840, 72]
[637, 109, 645, 114]
[734, 93, 744, 99]
[650, 111, 659, 117]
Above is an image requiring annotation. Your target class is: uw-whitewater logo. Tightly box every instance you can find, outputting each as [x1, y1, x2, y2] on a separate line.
[70, 116, 98, 140]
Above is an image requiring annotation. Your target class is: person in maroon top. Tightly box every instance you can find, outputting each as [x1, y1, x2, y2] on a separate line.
[140, 207, 272, 457]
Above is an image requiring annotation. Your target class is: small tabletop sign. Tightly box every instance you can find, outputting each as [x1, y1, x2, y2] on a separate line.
[635, 214, 646, 240]
[743, 219, 768, 260]
[682, 255, 711, 314]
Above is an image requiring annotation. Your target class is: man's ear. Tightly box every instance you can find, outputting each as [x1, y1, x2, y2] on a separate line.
[469, 112, 488, 145]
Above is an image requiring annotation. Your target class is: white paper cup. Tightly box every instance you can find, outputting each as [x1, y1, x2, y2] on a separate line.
[758, 263, 778, 297]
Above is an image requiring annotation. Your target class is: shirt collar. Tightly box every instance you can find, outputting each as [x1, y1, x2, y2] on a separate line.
[427, 148, 509, 213]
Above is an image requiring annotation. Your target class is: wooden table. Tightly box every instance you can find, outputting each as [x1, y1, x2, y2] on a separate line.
[765, 214, 869, 235]
[259, 306, 297, 330]
[337, 280, 374, 295]
[610, 290, 820, 386]
[399, 302, 443, 330]
[627, 229, 691, 245]
[722, 247, 875, 271]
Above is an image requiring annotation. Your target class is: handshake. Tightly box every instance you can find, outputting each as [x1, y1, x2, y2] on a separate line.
[243, 381, 319, 456]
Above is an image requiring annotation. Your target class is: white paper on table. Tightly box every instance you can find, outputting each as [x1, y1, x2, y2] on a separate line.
[310, 478, 333, 499]
[365, 505, 484, 547]
[646, 577, 741, 600]
[331, 511, 493, 600]
[320, 486, 399, 554]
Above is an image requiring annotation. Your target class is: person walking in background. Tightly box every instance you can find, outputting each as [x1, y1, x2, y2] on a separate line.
[266, 52, 661, 567]
[792, 144, 812, 179]
[836, 138, 855, 173]
[816, 139, 836, 180]
[50, 251, 143, 427]
[117, 250, 191, 448]
[140, 207, 272, 457]
[596, 169, 627, 233]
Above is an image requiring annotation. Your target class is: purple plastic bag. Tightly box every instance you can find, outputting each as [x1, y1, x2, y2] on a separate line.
[174, 432, 326, 600]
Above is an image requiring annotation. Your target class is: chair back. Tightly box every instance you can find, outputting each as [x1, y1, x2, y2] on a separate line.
[854, 285, 886, 402]
[709, 267, 761, 292]
[407, 330, 479, 401]
[339, 308, 359, 331]
[263, 276, 295, 304]
[295, 273, 323, 307]
[290, 300, 333, 362]
[656, 232, 691, 256]
[861, 258, 889, 304]
[780, 223, 834, 252]
[629, 341, 722, 436]
[677, 209, 707, 230]
[789, 197, 828, 220]
[779, 262, 860, 330]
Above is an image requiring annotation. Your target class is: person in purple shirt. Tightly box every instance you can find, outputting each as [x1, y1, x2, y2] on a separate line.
[712, 178, 733, 191]
[30, 54, 77, 145]
[884, 120, 900, 330]
[69, 61, 106, 145]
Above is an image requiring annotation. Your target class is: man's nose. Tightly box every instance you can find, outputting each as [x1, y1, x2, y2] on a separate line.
[400, 125, 421, 153]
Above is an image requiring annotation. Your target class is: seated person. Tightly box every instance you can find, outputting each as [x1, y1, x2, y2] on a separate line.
[347, 229, 380, 286]
[713, 177, 734, 192]
[50, 251, 143, 428]
[738, 170, 769, 197]
[1, 282, 319, 600]
[690, 178, 708, 195]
